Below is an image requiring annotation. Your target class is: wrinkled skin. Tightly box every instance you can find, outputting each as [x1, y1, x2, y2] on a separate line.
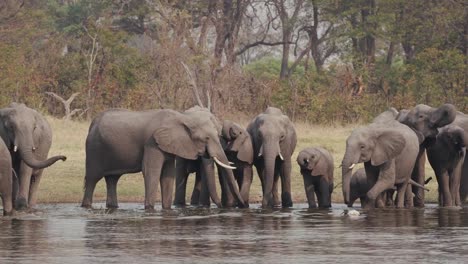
[0, 139, 13, 216]
[348, 168, 370, 208]
[173, 108, 245, 208]
[219, 120, 254, 208]
[247, 107, 297, 208]
[427, 123, 467, 207]
[0, 103, 66, 210]
[450, 112, 468, 204]
[296, 147, 334, 208]
[342, 109, 420, 209]
[82, 108, 244, 210]
[397, 104, 457, 207]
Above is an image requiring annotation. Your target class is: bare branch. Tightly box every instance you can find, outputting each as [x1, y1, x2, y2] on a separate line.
[236, 41, 292, 56]
[181, 62, 204, 108]
[45, 91, 81, 120]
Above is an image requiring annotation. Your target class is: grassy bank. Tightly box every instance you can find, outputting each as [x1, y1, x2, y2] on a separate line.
[37, 117, 439, 205]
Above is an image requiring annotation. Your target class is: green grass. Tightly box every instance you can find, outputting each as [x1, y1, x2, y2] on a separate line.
[37, 117, 439, 205]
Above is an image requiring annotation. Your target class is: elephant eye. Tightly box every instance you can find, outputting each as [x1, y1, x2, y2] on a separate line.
[360, 145, 365, 149]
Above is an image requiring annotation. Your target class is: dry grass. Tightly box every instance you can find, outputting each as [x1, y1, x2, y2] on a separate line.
[37, 116, 439, 205]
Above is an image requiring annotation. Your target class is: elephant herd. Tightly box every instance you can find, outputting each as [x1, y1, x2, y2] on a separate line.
[0, 102, 466, 216]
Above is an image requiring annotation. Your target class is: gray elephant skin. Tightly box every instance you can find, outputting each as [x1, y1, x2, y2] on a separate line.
[173, 108, 243, 208]
[450, 112, 468, 204]
[0, 138, 13, 215]
[342, 109, 420, 209]
[427, 122, 467, 206]
[296, 147, 334, 208]
[82, 107, 244, 210]
[219, 120, 254, 207]
[247, 107, 297, 208]
[0, 103, 66, 210]
[397, 104, 457, 207]
[348, 168, 369, 208]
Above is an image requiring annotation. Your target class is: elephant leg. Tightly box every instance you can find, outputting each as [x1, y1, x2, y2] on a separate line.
[280, 160, 293, 208]
[255, 163, 265, 193]
[302, 175, 317, 208]
[81, 169, 103, 208]
[459, 155, 468, 204]
[174, 161, 189, 207]
[412, 148, 426, 207]
[27, 169, 44, 208]
[105, 174, 122, 209]
[0, 171, 13, 216]
[142, 146, 164, 210]
[395, 182, 408, 208]
[317, 177, 332, 208]
[198, 166, 211, 207]
[440, 170, 453, 206]
[160, 160, 175, 209]
[15, 163, 33, 210]
[404, 184, 414, 208]
[190, 171, 202, 206]
[239, 166, 253, 208]
[451, 160, 463, 206]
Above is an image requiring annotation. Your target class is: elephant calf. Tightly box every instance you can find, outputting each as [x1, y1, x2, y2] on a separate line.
[348, 168, 369, 208]
[297, 147, 334, 208]
[427, 124, 467, 207]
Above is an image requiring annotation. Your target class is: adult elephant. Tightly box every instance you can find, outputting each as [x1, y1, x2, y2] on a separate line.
[296, 147, 334, 208]
[247, 107, 296, 208]
[0, 103, 67, 210]
[451, 112, 468, 203]
[426, 124, 466, 206]
[219, 120, 254, 207]
[0, 138, 13, 215]
[341, 109, 421, 209]
[82, 108, 244, 210]
[397, 104, 457, 207]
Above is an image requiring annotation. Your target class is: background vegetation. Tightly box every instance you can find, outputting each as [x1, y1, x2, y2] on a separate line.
[0, 0, 466, 122]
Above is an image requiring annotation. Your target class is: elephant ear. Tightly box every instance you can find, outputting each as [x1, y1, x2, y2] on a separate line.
[230, 132, 254, 164]
[371, 129, 406, 166]
[311, 152, 328, 177]
[152, 118, 199, 160]
[430, 104, 456, 128]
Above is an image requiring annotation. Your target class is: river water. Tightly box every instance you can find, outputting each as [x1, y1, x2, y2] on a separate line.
[0, 203, 467, 264]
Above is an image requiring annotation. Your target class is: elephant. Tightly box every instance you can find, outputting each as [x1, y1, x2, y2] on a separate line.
[296, 147, 334, 208]
[81, 107, 244, 210]
[173, 107, 235, 208]
[0, 103, 67, 210]
[341, 109, 421, 209]
[427, 124, 467, 206]
[348, 168, 369, 208]
[0, 138, 13, 215]
[397, 104, 457, 207]
[247, 107, 297, 208]
[219, 120, 254, 207]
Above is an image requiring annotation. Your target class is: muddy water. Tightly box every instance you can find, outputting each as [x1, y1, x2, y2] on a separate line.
[0, 204, 467, 264]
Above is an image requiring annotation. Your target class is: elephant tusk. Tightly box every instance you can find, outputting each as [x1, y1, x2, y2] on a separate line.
[258, 144, 264, 157]
[214, 156, 237, 170]
[348, 163, 355, 169]
[13, 145, 17, 152]
[229, 162, 235, 165]
[279, 152, 284, 160]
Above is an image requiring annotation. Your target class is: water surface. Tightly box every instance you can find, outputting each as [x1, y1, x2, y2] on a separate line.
[0, 203, 467, 263]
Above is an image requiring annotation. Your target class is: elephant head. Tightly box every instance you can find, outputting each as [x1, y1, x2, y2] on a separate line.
[0, 104, 66, 169]
[436, 124, 468, 152]
[221, 120, 253, 164]
[397, 104, 456, 141]
[153, 108, 245, 207]
[297, 148, 328, 176]
[341, 125, 406, 205]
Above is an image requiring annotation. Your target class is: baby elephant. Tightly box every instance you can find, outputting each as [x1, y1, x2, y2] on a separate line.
[297, 147, 334, 208]
[348, 168, 369, 208]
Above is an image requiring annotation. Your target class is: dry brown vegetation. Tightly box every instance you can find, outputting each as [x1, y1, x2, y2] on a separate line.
[37, 116, 439, 206]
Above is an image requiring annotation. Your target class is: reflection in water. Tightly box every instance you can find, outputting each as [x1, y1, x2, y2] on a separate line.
[0, 204, 467, 263]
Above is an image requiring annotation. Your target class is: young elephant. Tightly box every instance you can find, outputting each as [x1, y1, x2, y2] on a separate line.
[297, 147, 334, 208]
[348, 168, 369, 208]
[219, 120, 254, 207]
[427, 124, 467, 206]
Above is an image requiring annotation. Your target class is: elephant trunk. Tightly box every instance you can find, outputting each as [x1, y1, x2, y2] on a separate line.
[208, 144, 245, 207]
[262, 139, 280, 207]
[18, 147, 65, 170]
[201, 157, 222, 207]
[341, 150, 358, 206]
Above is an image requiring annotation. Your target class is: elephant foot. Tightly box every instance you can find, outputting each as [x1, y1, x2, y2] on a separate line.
[106, 204, 119, 209]
[3, 210, 15, 216]
[144, 205, 155, 211]
[281, 192, 293, 208]
[173, 203, 186, 208]
[15, 198, 29, 211]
